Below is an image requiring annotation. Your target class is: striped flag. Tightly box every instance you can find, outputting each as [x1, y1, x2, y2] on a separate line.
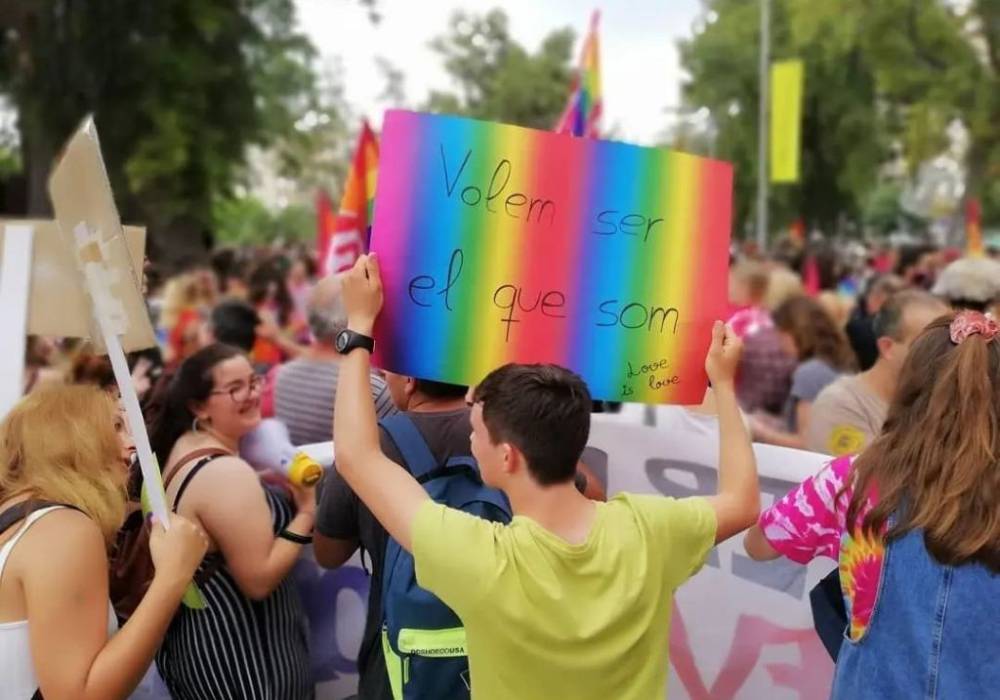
[554, 10, 602, 138]
[318, 120, 379, 275]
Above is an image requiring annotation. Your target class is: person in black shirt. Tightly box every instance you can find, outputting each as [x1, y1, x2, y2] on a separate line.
[314, 375, 469, 700]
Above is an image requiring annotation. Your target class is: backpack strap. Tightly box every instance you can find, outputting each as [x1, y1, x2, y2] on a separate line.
[0, 500, 82, 538]
[414, 456, 481, 486]
[379, 414, 439, 480]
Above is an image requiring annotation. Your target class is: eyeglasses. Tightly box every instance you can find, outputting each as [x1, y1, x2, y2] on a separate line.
[210, 374, 263, 403]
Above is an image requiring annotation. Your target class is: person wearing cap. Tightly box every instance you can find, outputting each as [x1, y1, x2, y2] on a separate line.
[932, 256, 1000, 313]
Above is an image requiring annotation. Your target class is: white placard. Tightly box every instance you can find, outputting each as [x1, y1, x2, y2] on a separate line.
[0, 224, 34, 419]
[586, 412, 836, 699]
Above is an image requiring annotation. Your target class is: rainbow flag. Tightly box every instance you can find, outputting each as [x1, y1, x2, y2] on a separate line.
[554, 10, 603, 138]
[370, 111, 732, 404]
[319, 120, 378, 275]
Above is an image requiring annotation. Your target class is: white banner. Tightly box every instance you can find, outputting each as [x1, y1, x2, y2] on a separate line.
[585, 408, 835, 699]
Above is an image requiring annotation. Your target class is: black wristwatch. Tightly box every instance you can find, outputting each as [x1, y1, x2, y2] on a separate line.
[335, 329, 375, 355]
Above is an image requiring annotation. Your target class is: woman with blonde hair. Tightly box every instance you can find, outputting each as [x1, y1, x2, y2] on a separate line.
[161, 273, 210, 367]
[0, 384, 207, 699]
[764, 265, 804, 311]
[745, 311, 1000, 697]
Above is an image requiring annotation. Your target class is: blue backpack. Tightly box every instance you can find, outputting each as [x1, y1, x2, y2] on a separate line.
[378, 414, 512, 700]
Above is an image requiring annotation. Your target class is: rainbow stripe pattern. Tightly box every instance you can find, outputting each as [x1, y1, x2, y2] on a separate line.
[555, 10, 603, 137]
[371, 110, 732, 404]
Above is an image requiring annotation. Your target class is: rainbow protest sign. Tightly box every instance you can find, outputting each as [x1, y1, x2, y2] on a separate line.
[370, 111, 732, 404]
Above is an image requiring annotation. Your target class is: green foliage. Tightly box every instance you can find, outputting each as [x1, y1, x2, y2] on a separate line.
[424, 9, 575, 128]
[837, 0, 1000, 224]
[213, 196, 314, 246]
[683, 0, 1000, 235]
[863, 181, 905, 235]
[271, 63, 355, 198]
[679, 0, 888, 237]
[0, 0, 368, 265]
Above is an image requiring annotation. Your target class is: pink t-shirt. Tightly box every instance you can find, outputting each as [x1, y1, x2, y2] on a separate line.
[758, 455, 885, 640]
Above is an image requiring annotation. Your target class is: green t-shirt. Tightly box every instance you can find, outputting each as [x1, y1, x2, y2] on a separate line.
[412, 493, 717, 700]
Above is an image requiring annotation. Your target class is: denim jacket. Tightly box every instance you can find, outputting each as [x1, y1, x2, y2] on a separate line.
[831, 528, 1000, 699]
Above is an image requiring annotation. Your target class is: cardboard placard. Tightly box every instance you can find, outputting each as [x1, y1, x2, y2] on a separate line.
[47, 119, 155, 353]
[0, 220, 146, 341]
[0, 226, 33, 419]
[47, 118, 177, 573]
[370, 111, 733, 404]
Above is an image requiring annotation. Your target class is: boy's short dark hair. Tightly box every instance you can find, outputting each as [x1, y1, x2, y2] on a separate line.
[472, 364, 591, 485]
[413, 379, 468, 400]
[210, 300, 260, 352]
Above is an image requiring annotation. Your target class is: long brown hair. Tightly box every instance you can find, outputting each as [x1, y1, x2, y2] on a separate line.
[0, 384, 127, 543]
[772, 295, 856, 371]
[846, 314, 1000, 571]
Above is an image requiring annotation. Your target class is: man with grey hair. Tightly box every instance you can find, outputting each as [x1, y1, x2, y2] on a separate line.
[273, 275, 396, 445]
[806, 289, 948, 456]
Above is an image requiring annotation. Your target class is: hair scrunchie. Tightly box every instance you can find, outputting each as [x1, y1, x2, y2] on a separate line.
[949, 310, 1000, 345]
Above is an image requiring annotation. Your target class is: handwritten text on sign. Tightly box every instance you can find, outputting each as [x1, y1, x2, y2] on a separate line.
[370, 111, 732, 403]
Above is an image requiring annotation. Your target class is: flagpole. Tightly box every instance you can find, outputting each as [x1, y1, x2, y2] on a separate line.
[756, 0, 770, 252]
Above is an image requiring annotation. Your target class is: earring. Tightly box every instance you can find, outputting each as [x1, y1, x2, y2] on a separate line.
[192, 417, 202, 433]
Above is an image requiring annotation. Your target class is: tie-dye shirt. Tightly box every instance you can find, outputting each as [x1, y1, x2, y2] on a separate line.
[758, 455, 885, 640]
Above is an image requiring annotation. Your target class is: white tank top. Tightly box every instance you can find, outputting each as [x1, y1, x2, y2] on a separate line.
[0, 506, 118, 698]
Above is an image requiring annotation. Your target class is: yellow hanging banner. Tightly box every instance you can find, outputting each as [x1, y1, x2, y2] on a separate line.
[770, 60, 804, 183]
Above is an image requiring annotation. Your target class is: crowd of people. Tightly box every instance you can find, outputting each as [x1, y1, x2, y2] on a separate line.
[0, 233, 998, 699]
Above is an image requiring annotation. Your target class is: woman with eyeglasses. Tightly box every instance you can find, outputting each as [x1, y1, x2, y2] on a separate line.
[146, 343, 315, 700]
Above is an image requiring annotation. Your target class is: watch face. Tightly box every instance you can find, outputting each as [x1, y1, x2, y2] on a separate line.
[336, 332, 349, 352]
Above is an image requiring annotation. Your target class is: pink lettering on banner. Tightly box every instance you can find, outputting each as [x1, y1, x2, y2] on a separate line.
[669, 602, 833, 699]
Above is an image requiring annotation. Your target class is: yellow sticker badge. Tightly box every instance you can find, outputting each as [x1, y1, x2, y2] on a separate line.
[828, 425, 867, 456]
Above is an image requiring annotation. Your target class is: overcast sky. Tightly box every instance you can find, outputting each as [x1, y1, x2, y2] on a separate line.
[294, 0, 704, 145]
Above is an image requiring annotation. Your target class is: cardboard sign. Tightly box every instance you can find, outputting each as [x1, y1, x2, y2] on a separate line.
[370, 111, 732, 404]
[0, 220, 146, 341]
[47, 119, 155, 353]
[0, 226, 33, 419]
[47, 118, 177, 568]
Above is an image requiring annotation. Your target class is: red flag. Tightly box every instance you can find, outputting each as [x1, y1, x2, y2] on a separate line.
[803, 255, 820, 296]
[789, 219, 806, 248]
[316, 189, 337, 274]
[318, 120, 379, 275]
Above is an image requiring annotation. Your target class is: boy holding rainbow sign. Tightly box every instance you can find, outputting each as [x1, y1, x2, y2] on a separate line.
[331, 253, 760, 699]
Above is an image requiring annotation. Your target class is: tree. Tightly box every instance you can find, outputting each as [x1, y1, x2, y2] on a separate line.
[375, 56, 408, 107]
[682, 0, 1000, 236]
[270, 61, 356, 198]
[0, 1, 360, 266]
[424, 9, 575, 128]
[678, 0, 889, 237]
[803, 0, 1000, 225]
[212, 196, 314, 246]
